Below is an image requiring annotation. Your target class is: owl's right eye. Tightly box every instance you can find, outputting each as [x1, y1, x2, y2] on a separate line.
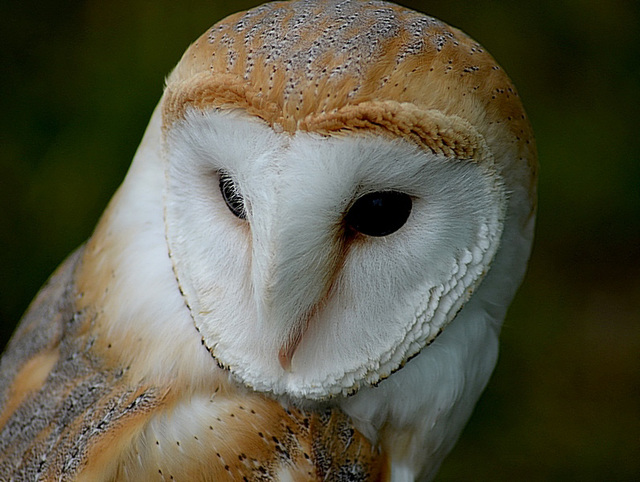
[219, 172, 246, 220]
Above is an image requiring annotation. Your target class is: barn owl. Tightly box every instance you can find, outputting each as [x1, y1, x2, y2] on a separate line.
[0, 0, 537, 480]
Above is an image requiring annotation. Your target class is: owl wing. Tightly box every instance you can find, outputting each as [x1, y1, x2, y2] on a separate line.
[0, 249, 388, 481]
[0, 248, 166, 480]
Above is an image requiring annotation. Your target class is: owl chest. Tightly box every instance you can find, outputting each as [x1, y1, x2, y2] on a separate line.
[112, 390, 389, 481]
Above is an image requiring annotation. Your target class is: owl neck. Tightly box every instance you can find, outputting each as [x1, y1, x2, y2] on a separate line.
[74, 104, 228, 393]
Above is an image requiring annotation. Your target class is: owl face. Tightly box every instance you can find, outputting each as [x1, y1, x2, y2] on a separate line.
[158, 0, 536, 400]
[164, 108, 505, 399]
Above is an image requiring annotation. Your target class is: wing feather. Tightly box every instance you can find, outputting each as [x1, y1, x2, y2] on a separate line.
[0, 249, 166, 480]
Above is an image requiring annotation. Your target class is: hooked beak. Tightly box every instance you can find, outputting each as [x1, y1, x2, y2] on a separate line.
[277, 312, 312, 372]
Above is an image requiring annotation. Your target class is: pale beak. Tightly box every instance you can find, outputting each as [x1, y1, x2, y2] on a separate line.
[277, 321, 306, 372]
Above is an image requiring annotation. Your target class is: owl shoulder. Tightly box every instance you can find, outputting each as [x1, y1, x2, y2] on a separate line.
[0, 248, 166, 479]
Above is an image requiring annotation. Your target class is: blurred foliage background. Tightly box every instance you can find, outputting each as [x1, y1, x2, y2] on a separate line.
[1, 0, 638, 480]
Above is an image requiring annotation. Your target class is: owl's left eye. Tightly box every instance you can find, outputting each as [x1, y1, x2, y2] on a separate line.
[346, 191, 412, 237]
[219, 172, 246, 220]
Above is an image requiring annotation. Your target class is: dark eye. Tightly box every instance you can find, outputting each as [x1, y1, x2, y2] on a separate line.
[345, 191, 412, 237]
[219, 172, 246, 219]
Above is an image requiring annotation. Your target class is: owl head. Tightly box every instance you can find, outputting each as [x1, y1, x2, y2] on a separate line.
[119, 0, 536, 400]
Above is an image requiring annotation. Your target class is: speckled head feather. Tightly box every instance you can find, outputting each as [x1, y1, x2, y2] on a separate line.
[163, 0, 536, 200]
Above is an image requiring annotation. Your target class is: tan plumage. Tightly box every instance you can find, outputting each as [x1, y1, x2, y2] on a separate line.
[165, 0, 535, 198]
[0, 1, 537, 480]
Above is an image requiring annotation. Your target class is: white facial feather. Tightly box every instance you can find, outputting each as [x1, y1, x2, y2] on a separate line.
[164, 107, 506, 399]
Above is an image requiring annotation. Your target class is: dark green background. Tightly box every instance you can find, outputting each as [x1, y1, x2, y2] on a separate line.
[1, 1, 638, 480]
